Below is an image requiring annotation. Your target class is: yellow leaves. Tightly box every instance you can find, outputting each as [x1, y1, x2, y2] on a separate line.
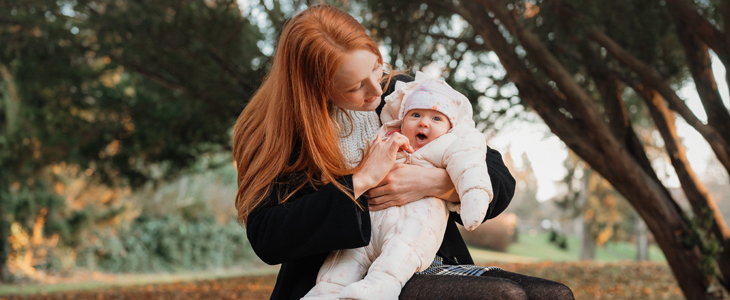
[32, 209, 47, 247]
[20, 137, 43, 160]
[31, 27, 42, 37]
[643, 287, 654, 295]
[585, 208, 594, 221]
[9, 223, 29, 251]
[119, 114, 136, 139]
[7, 209, 58, 279]
[596, 226, 614, 246]
[123, 86, 135, 97]
[100, 140, 121, 158]
[7, 25, 21, 33]
[52, 163, 66, 174]
[99, 66, 124, 87]
[523, 2, 540, 19]
[8, 262, 685, 300]
[11, 181, 21, 192]
[54, 182, 65, 195]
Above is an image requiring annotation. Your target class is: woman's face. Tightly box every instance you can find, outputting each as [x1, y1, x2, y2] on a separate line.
[329, 49, 384, 111]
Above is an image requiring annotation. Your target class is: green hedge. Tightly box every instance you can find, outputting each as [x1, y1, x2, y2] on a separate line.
[76, 216, 257, 273]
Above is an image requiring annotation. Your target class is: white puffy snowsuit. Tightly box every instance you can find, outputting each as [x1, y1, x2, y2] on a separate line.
[303, 73, 494, 300]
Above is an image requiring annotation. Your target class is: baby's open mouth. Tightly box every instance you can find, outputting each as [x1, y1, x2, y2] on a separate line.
[415, 133, 428, 142]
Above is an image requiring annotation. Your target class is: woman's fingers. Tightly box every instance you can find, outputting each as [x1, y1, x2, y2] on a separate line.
[385, 132, 413, 153]
[368, 195, 406, 211]
[352, 132, 413, 196]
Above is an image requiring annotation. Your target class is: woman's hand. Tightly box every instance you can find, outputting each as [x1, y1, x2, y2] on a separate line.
[352, 132, 414, 199]
[366, 164, 459, 211]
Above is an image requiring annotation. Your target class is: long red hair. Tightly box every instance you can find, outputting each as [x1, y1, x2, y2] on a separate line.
[233, 5, 389, 225]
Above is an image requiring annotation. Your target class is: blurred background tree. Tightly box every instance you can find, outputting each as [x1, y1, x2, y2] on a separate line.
[0, 0, 265, 281]
[554, 151, 637, 261]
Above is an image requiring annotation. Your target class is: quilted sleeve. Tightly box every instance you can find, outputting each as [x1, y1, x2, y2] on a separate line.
[441, 124, 494, 231]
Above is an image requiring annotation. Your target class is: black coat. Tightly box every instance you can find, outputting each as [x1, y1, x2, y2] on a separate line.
[245, 75, 516, 300]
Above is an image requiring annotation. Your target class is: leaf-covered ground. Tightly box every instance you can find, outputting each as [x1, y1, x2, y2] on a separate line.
[1, 261, 683, 300]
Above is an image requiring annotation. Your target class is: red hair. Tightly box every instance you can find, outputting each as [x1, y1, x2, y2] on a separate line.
[233, 5, 391, 225]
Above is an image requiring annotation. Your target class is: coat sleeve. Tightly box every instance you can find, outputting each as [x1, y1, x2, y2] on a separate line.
[442, 125, 493, 231]
[245, 175, 371, 265]
[484, 146, 516, 219]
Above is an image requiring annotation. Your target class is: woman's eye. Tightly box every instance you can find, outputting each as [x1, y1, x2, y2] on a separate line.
[350, 84, 363, 93]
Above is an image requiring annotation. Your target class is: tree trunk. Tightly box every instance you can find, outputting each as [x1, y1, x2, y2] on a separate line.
[636, 85, 730, 289]
[458, 2, 721, 298]
[672, 13, 730, 287]
[636, 216, 649, 261]
[0, 63, 20, 136]
[580, 217, 596, 260]
[0, 208, 9, 282]
[579, 168, 595, 260]
[0, 61, 17, 284]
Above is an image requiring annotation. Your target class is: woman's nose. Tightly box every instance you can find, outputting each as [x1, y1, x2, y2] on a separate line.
[366, 73, 383, 98]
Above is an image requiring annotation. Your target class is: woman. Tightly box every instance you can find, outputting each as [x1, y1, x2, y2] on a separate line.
[233, 4, 573, 300]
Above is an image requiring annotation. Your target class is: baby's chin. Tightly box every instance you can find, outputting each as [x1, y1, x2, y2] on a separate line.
[409, 141, 426, 151]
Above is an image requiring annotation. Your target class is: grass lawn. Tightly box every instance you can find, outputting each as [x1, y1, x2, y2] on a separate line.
[0, 265, 279, 297]
[0, 232, 676, 299]
[470, 232, 666, 264]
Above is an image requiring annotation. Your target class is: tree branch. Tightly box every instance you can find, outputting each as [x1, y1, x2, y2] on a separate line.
[722, 0, 730, 61]
[588, 27, 730, 174]
[477, 0, 621, 152]
[0, 63, 20, 135]
[122, 61, 187, 94]
[208, 48, 256, 91]
[633, 84, 730, 288]
[577, 39, 683, 218]
[671, 9, 730, 148]
[664, 0, 730, 66]
[457, 1, 603, 172]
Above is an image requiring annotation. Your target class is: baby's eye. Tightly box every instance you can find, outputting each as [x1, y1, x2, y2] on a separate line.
[412, 112, 420, 118]
[433, 116, 442, 121]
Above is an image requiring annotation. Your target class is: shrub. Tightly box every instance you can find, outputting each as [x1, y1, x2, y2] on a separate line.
[76, 215, 257, 273]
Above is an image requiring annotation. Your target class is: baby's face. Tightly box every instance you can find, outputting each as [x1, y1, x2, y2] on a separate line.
[401, 109, 452, 150]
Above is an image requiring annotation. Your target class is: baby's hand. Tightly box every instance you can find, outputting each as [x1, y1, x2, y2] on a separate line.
[352, 133, 413, 198]
[459, 189, 490, 231]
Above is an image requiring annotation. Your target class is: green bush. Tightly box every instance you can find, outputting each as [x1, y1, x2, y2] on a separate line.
[76, 215, 256, 273]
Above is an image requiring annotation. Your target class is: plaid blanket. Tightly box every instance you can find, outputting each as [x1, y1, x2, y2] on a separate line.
[415, 256, 502, 276]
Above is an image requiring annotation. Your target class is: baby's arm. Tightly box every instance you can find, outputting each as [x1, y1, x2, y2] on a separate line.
[442, 124, 494, 231]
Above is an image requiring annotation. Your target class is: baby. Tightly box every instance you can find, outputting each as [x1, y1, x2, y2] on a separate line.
[303, 72, 493, 300]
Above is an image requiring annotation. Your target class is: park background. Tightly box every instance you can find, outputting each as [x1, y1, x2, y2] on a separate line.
[2, 0, 730, 299]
